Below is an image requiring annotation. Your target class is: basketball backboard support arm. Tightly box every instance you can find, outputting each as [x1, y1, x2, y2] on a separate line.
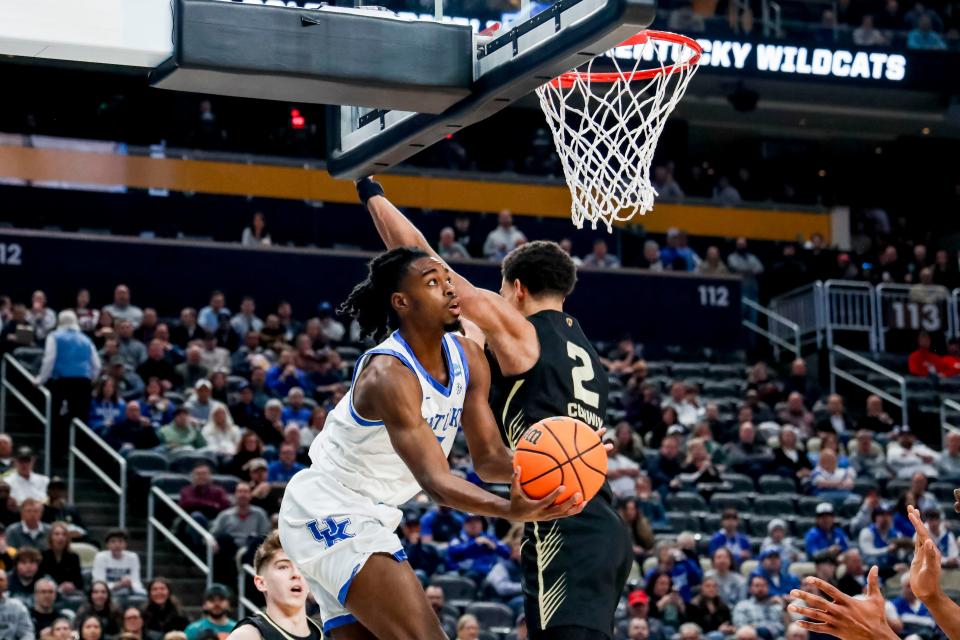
[327, 0, 657, 179]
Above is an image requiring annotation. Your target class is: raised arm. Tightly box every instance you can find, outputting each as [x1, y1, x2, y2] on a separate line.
[907, 505, 960, 640]
[358, 178, 538, 374]
[353, 355, 581, 520]
[456, 335, 514, 483]
[787, 568, 900, 640]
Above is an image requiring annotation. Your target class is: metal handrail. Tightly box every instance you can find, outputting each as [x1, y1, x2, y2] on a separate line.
[742, 298, 802, 359]
[829, 345, 908, 427]
[823, 279, 876, 352]
[0, 353, 52, 476]
[238, 563, 260, 618]
[67, 418, 126, 528]
[761, 0, 782, 37]
[146, 486, 215, 590]
[940, 398, 960, 446]
[769, 281, 824, 349]
[770, 281, 821, 306]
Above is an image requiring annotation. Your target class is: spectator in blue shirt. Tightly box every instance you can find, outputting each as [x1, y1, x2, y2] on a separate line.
[446, 514, 510, 581]
[634, 475, 669, 531]
[37, 310, 100, 450]
[281, 388, 312, 428]
[709, 509, 752, 564]
[891, 572, 937, 635]
[857, 502, 909, 571]
[420, 506, 465, 545]
[88, 377, 126, 434]
[645, 543, 702, 602]
[265, 350, 310, 398]
[893, 491, 918, 538]
[749, 547, 799, 596]
[138, 377, 176, 427]
[198, 291, 230, 335]
[660, 228, 699, 272]
[267, 442, 304, 483]
[804, 502, 849, 559]
[907, 15, 947, 49]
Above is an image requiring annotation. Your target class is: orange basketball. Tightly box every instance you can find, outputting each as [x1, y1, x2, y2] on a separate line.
[514, 416, 608, 505]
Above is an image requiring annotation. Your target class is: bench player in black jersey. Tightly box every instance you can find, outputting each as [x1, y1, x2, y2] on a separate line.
[357, 178, 632, 640]
[228, 532, 323, 640]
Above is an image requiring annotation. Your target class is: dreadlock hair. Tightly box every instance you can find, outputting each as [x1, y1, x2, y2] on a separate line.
[502, 240, 577, 298]
[340, 247, 430, 341]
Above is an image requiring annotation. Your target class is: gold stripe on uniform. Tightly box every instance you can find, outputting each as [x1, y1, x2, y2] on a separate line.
[532, 522, 566, 628]
[501, 379, 526, 448]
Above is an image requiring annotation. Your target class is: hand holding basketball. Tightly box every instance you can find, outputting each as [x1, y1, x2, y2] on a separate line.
[507, 465, 584, 522]
[514, 416, 608, 505]
[595, 426, 615, 455]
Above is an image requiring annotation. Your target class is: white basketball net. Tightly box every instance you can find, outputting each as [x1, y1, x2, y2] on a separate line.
[536, 32, 701, 231]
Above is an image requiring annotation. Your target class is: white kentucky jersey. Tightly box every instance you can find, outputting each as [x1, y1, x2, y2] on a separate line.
[307, 330, 469, 507]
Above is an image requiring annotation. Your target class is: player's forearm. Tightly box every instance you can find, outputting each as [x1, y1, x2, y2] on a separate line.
[464, 436, 514, 482]
[921, 591, 960, 640]
[366, 195, 434, 254]
[419, 472, 512, 519]
[472, 446, 515, 483]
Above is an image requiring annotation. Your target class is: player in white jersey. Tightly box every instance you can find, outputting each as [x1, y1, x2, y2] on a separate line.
[279, 247, 584, 639]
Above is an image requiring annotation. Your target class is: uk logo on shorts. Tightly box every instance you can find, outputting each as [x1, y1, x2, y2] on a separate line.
[307, 516, 355, 548]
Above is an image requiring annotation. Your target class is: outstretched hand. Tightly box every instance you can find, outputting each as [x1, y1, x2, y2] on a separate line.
[907, 505, 943, 601]
[907, 503, 960, 640]
[787, 567, 899, 640]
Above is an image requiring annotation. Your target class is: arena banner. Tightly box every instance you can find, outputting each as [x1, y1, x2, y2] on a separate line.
[592, 36, 955, 90]
[0, 229, 743, 348]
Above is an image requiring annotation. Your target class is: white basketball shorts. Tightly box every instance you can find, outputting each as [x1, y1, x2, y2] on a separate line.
[279, 468, 407, 634]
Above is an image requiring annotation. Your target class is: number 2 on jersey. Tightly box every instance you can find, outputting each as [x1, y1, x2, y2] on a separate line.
[567, 341, 600, 408]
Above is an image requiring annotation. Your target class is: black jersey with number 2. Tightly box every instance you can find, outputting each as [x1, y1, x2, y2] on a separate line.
[487, 310, 632, 639]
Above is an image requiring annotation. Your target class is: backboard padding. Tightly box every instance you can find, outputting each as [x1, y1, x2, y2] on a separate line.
[151, 0, 473, 114]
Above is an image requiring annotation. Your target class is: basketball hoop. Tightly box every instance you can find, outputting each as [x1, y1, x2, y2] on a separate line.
[535, 30, 702, 231]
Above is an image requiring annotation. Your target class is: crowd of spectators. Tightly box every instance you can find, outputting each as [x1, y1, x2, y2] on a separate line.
[0, 283, 350, 639]
[596, 342, 960, 640]
[411, 195, 960, 305]
[0, 420, 247, 640]
[335, 0, 960, 52]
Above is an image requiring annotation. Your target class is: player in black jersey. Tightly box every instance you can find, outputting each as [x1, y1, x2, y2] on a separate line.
[228, 532, 323, 640]
[358, 178, 632, 640]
